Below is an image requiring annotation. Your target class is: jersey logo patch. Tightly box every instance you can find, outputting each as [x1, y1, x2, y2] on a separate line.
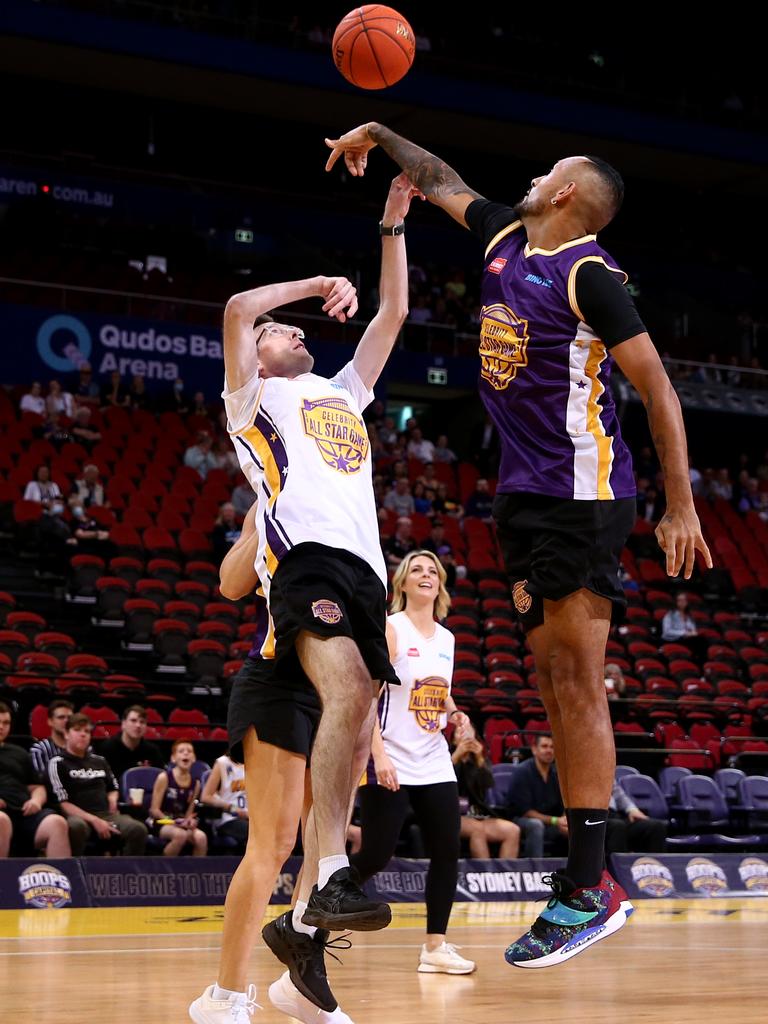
[512, 580, 533, 615]
[479, 303, 530, 391]
[487, 257, 507, 274]
[311, 599, 343, 625]
[407, 647, 420, 657]
[301, 396, 370, 474]
[408, 676, 449, 733]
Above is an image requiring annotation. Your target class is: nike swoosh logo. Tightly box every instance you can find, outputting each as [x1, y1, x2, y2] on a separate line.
[585, 819, 606, 826]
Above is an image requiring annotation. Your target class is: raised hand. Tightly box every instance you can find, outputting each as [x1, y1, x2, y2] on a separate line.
[317, 276, 359, 323]
[325, 123, 377, 177]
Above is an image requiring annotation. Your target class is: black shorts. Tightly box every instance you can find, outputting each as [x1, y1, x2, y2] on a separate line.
[7, 808, 58, 854]
[227, 654, 321, 762]
[269, 542, 398, 685]
[493, 493, 636, 632]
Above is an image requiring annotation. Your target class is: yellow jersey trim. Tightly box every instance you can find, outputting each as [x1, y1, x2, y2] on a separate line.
[484, 220, 523, 259]
[524, 233, 597, 259]
[584, 339, 614, 500]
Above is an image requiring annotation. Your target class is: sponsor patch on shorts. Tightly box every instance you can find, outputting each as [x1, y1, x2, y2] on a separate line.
[512, 580, 532, 614]
[311, 599, 343, 625]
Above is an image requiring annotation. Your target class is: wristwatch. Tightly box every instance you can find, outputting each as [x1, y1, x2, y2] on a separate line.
[379, 221, 405, 236]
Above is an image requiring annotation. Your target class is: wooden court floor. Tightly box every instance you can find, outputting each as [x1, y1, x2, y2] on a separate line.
[1, 899, 766, 1023]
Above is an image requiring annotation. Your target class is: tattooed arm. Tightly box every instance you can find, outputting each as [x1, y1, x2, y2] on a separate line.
[611, 334, 712, 579]
[325, 122, 484, 227]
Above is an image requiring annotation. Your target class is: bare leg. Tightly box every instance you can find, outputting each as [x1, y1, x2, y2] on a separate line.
[0, 812, 12, 858]
[484, 819, 521, 858]
[217, 728, 307, 992]
[296, 632, 378, 860]
[159, 825, 188, 856]
[34, 813, 71, 858]
[528, 622, 571, 808]
[191, 828, 208, 856]
[460, 817, 489, 858]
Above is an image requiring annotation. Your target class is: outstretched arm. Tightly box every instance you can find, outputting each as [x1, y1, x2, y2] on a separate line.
[223, 276, 359, 391]
[352, 173, 422, 391]
[219, 501, 259, 600]
[611, 334, 712, 579]
[325, 122, 484, 228]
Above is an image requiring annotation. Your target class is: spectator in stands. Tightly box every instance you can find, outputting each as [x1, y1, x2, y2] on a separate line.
[23, 465, 62, 510]
[46, 379, 76, 419]
[69, 504, 113, 557]
[212, 503, 242, 563]
[379, 415, 398, 447]
[408, 427, 435, 464]
[201, 754, 249, 847]
[433, 434, 457, 464]
[98, 706, 163, 781]
[191, 391, 209, 418]
[231, 477, 256, 517]
[20, 381, 46, 416]
[416, 463, 440, 493]
[48, 713, 147, 855]
[726, 355, 742, 387]
[431, 481, 463, 519]
[70, 405, 102, 449]
[689, 456, 703, 496]
[706, 467, 733, 502]
[693, 353, 723, 384]
[100, 370, 131, 409]
[412, 481, 433, 516]
[72, 464, 106, 508]
[384, 516, 418, 569]
[634, 446, 658, 481]
[409, 294, 433, 323]
[42, 410, 73, 449]
[30, 699, 74, 775]
[384, 477, 416, 518]
[605, 779, 667, 854]
[604, 663, 627, 702]
[452, 725, 520, 858]
[128, 374, 151, 411]
[421, 522, 457, 588]
[470, 414, 499, 475]
[509, 735, 568, 856]
[184, 431, 218, 480]
[738, 477, 764, 514]
[464, 479, 494, 520]
[166, 378, 190, 415]
[661, 592, 698, 644]
[213, 437, 239, 477]
[0, 701, 71, 858]
[72, 362, 100, 402]
[148, 740, 208, 857]
[38, 496, 77, 574]
[637, 484, 662, 523]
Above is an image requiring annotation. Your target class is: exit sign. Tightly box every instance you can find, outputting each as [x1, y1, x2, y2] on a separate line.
[235, 229, 254, 243]
[427, 367, 447, 385]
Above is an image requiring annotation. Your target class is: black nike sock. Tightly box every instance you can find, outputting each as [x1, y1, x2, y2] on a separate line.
[565, 808, 608, 889]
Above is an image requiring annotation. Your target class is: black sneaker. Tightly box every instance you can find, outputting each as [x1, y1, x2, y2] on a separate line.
[302, 866, 392, 931]
[261, 910, 349, 1012]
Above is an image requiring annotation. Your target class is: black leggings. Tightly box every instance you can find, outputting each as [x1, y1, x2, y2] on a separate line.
[350, 781, 460, 935]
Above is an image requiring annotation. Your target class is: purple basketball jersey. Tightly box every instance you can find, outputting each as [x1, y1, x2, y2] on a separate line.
[480, 222, 636, 500]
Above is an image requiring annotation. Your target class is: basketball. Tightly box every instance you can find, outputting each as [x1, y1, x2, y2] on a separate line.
[332, 5, 415, 90]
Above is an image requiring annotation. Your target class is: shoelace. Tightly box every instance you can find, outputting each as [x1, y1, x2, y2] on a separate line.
[320, 932, 353, 966]
[530, 872, 574, 940]
[231, 984, 261, 1022]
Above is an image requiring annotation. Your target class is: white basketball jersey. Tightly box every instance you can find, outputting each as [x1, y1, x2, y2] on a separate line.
[378, 611, 456, 786]
[223, 362, 387, 610]
[215, 755, 247, 824]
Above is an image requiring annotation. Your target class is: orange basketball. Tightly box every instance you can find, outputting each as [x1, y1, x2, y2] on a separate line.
[332, 5, 415, 90]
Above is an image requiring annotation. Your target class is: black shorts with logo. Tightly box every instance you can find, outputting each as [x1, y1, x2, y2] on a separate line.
[269, 542, 398, 685]
[493, 493, 636, 632]
[227, 654, 321, 762]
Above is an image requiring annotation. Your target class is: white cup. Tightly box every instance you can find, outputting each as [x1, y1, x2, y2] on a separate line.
[129, 788, 145, 805]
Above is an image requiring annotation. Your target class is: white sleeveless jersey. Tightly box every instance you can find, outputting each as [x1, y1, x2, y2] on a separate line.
[223, 362, 387, 613]
[378, 611, 456, 786]
[215, 755, 247, 824]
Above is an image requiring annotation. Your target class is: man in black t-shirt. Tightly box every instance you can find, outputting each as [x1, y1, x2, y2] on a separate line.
[98, 705, 163, 784]
[0, 701, 70, 857]
[47, 713, 147, 855]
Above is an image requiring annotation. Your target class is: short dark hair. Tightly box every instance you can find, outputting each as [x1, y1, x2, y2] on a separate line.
[66, 713, 93, 732]
[48, 699, 74, 717]
[0, 700, 12, 718]
[254, 313, 275, 328]
[583, 155, 624, 219]
[122, 704, 147, 722]
[533, 733, 553, 746]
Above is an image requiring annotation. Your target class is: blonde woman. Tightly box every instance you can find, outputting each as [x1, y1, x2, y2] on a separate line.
[350, 551, 476, 975]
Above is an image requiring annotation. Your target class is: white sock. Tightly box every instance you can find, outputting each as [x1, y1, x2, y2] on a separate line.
[318, 855, 349, 889]
[212, 984, 241, 1002]
[292, 900, 317, 938]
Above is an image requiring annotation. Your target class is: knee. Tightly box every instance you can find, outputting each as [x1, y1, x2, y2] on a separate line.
[526, 818, 544, 836]
[0, 810, 11, 830]
[505, 821, 521, 840]
[194, 829, 208, 850]
[49, 814, 69, 837]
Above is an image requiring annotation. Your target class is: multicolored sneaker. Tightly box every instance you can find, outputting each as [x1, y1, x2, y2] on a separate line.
[504, 870, 634, 969]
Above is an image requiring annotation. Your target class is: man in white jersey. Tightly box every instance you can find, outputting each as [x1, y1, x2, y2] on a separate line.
[201, 754, 248, 848]
[222, 173, 422, 931]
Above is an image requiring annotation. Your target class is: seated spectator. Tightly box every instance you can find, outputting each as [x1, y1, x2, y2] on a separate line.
[128, 374, 152, 411]
[422, 521, 451, 559]
[706, 467, 733, 502]
[98, 706, 164, 781]
[689, 456, 703, 496]
[166, 378, 190, 415]
[604, 663, 627, 702]
[212, 503, 242, 562]
[412, 481, 433, 516]
[48, 713, 147, 855]
[71, 361, 100, 403]
[69, 504, 113, 557]
[231, 478, 256, 517]
[42, 410, 73, 449]
[379, 416, 398, 447]
[738, 477, 763, 514]
[464, 479, 494, 520]
[0, 701, 71, 858]
[431, 482, 463, 519]
[24, 465, 62, 510]
[70, 405, 102, 448]
[416, 463, 440, 493]
[191, 391, 210, 418]
[661, 592, 698, 643]
[452, 725, 520, 858]
[408, 294, 433, 323]
[100, 370, 131, 409]
[637, 484, 662, 523]
[408, 427, 435, 464]
[72, 464, 106, 508]
[384, 478, 416, 518]
[38, 498, 77, 575]
[30, 700, 74, 775]
[508, 735, 568, 856]
[725, 355, 742, 387]
[433, 434, 457, 464]
[46, 379, 76, 419]
[20, 381, 46, 416]
[184, 431, 218, 480]
[605, 779, 667, 854]
[148, 740, 208, 857]
[201, 754, 248, 847]
[384, 516, 418, 568]
[213, 437, 239, 477]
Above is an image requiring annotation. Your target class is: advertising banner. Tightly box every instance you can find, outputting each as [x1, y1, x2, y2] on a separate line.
[611, 853, 768, 898]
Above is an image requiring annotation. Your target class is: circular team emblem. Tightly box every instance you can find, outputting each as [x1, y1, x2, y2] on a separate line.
[629, 856, 674, 897]
[513, 580, 532, 615]
[738, 857, 768, 893]
[18, 863, 73, 909]
[300, 396, 369, 474]
[685, 857, 728, 895]
[311, 599, 343, 625]
[408, 677, 449, 732]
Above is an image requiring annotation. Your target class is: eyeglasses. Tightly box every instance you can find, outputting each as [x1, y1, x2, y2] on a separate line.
[255, 323, 305, 346]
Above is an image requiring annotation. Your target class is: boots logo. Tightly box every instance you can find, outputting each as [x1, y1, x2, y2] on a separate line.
[18, 864, 73, 909]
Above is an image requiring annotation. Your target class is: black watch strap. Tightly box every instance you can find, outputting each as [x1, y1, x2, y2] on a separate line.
[379, 220, 405, 236]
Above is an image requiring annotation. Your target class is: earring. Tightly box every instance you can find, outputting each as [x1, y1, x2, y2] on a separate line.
[551, 198, 558, 206]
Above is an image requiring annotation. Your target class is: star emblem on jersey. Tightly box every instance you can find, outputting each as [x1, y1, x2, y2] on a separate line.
[408, 676, 449, 732]
[576, 380, 588, 389]
[479, 303, 530, 391]
[300, 396, 369, 474]
[513, 580, 533, 615]
[311, 599, 343, 625]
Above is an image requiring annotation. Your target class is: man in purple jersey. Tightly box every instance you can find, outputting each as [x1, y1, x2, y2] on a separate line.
[325, 124, 712, 968]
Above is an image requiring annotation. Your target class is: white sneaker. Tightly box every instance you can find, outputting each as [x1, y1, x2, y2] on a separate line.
[268, 971, 355, 1023]
[189, 984, 261, 1023]
[418, 942, 476, 975]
